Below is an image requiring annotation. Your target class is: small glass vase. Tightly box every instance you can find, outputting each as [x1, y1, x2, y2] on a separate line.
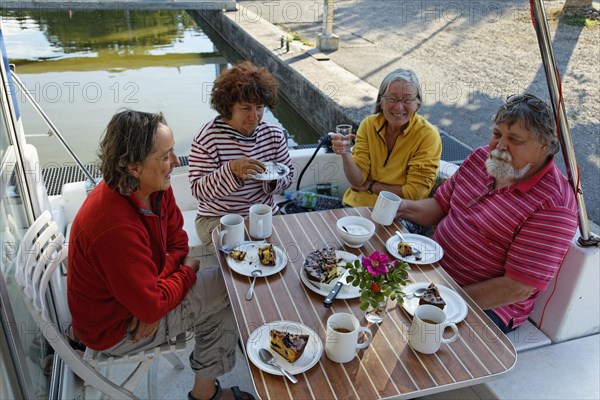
[365, 298, 388, 324]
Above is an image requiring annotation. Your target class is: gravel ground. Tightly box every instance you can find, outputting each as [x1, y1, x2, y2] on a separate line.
[244, 0, 600, 229]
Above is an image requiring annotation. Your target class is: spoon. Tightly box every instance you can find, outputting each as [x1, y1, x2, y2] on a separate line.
[258, 348, 298, 384]
[274, 162, 286, 175]
[405, 287, 426, 298]
[245, 269, 263, 301]
[342, 226, 350, 233]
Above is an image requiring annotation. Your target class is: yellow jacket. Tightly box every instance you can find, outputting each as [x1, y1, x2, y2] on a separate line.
[342, 113, 442, 206]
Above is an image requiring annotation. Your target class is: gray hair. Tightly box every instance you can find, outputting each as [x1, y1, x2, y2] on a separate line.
[493, 93, 559, 156]
[99, 110, 167, 195]
[374, 68, 422, 114]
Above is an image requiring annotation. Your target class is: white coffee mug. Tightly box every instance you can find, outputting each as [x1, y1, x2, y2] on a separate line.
[408, 305, 459, 354]
[218, 214, 245, 250]
[249, 204, 272, 239]
[325, 313, 373, 363]
[371, 190, 402, 226]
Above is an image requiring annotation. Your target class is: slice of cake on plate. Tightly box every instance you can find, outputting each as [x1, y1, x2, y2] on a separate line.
[229, 249, 246, 262]
[397, 241, 414, 257]
[303, 247, 342, 284]
[269, 329, 309, 363]
[258, 244, 276, 266]
[419, 283, 446, 309]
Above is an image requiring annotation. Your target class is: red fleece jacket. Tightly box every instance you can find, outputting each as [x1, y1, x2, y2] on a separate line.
[67, 182, 197, 350]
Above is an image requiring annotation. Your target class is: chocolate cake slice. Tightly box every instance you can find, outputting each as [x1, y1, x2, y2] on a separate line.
[269, 329, 309, 363]
[303, 247, 341, 284]
[419, 283, 446, 309]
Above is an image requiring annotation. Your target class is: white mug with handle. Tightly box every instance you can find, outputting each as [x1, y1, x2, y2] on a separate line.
[371, 190, 402, 226]
[249, 204, 272, 239]
[325, 313, 373, 363]
[408, 304, 459, 354]
[218, 214, 245, 251]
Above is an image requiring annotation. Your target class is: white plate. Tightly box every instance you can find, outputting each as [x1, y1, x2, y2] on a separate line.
[251, 162, 290, 181]
[246, 321, 323, 376]
[386, 233, 444, 265]
[226, 243, 287, 277]
[300, 250, 361, 299]
[402, 282, 468, 324]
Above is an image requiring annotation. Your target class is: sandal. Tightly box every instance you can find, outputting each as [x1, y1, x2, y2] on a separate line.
[188, 379, 256, 400]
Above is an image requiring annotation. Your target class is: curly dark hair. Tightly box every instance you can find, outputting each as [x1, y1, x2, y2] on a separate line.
[211, 61, 279, 119]
[98, 110, 166, 195]
[494, 93, 559, 156]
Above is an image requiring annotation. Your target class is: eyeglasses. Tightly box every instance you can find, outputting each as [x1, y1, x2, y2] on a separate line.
[382, 96, 418, 106]
[506, 93, 545, 112]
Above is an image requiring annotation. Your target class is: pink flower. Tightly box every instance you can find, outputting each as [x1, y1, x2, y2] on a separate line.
[361, 251, 390, 276]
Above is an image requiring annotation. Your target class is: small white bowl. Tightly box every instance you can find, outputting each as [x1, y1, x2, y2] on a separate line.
[336, 216, 376, 248]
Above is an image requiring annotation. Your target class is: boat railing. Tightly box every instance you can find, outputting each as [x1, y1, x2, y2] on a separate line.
[9, 67, 98, 189]
[531, 0, 599, 247]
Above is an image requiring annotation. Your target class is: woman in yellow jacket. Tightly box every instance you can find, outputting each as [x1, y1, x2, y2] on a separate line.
[332, 69, 442, 207]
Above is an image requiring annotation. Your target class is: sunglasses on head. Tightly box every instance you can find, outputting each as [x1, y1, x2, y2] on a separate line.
[506, 93, 546, 112]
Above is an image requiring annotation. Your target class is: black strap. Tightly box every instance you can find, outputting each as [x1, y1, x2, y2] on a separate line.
[231, 386, 242, 400]
[296, 135, 330, 191]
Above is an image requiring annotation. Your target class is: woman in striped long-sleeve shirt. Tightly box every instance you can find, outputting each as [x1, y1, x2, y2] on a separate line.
[189, 61, 293, 251]
[396, 93, 579, 333]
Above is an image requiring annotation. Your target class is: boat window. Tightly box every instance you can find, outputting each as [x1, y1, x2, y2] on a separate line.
[1, 60, 50, 398]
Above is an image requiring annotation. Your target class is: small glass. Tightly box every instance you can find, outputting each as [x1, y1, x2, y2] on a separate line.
[336, 124, 353, 153]
[365, 298, 387, 324]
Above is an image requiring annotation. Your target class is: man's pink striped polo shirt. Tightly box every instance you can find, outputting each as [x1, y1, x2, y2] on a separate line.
[434, 146, 578, 328]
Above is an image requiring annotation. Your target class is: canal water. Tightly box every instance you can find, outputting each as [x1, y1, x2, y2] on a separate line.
[1, 8, 320, 166]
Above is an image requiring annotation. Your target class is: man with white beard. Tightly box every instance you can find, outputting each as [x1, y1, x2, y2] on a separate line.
[396, 93, 579, 333]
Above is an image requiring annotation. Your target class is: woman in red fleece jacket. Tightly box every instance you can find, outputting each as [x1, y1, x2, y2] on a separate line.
[67, 110, 254, 400]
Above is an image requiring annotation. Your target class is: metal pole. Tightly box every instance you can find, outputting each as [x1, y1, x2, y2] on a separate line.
[10, 70, 97, 186]
[317, 0, 339, 51]
[530, 0, 598, 246]
[324, 0, 334, 35]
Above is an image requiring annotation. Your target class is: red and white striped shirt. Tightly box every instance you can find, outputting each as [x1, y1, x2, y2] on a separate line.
[189, 117, 294, 217]
[434, 146, 578, 328]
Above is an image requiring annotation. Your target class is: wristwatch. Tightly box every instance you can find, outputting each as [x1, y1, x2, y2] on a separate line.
[367, 180, 375, 194]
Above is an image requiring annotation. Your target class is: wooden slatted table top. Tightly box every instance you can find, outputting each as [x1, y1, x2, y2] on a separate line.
[213, 207, 516, 399]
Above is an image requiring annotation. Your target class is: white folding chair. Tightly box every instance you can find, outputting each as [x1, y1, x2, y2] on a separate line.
[15, 210, 187, 399]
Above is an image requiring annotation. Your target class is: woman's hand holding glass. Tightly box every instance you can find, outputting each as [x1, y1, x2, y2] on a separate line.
[230, 157, 266, 180]
[331, 132, 356, 154]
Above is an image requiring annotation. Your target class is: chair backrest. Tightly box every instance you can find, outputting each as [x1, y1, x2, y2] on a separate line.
[14, 211, 140, 399]
[14, 210, 53, 288]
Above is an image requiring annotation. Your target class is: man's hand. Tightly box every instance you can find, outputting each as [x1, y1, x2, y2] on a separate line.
[129, 318, 160, 343]
[230, 157, 266, 180]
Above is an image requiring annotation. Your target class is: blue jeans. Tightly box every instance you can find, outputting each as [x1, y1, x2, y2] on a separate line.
[485, 310, 514, 333]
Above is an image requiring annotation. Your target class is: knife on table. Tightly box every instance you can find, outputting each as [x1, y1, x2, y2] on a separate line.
[323, 269, 351, 308]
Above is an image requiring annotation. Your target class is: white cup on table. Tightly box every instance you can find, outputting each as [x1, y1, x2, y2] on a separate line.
[371, 190, 402, 226]
[249, 204, 272, 239]
[408, 305, 459, 354]
[325, 313, 373, 363]
[218, 214, 245, 251]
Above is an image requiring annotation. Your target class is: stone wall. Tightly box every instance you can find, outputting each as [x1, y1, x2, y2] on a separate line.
[188, 9, 374, 136]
